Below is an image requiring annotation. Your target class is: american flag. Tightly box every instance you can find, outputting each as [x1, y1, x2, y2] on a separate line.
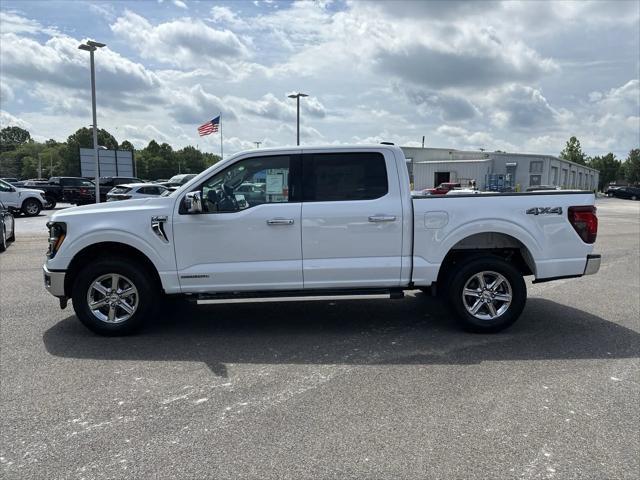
[198, 116, 220, 136]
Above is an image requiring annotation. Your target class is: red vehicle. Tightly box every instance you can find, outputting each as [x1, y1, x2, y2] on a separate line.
[420, 182, 462, 195]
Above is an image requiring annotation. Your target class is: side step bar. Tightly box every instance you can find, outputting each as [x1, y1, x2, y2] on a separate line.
[193, 288, 405, 303]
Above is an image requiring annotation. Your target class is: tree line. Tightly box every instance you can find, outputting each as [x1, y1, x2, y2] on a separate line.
[0, 126, 221, 180]
[559, 136, 639, 190]
[1, 126, 638, 190]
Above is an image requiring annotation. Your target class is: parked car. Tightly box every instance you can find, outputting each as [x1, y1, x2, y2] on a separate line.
[161, 186, 180, 196]
[43, 145, 600, 336]
[604, 185, 623, 197]
[161, 174, 197, 188]
[21, 180, 64, 209]
[0, 178, 46, 216]
[107, 183, 168, 201]
[234, 182, 267, 205]
[418, 182, 462, 195]
[97, 176, 143, 202]
[0, 200, 15, 252]
[612, 186, 640, 200]
[48, 177, 96, 205]
[0, 177, 19, 184]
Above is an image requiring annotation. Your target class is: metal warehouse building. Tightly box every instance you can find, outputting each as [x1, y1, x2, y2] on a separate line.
[401, 147, 600, 192]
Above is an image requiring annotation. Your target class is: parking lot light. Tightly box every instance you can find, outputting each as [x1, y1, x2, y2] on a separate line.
[78, 40, 106, 203]
[288, 92, 308, 146]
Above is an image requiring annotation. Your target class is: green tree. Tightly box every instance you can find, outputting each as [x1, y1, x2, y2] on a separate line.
[588, 153, 621, 190]
[560, 136, 587, 165]
[0, 126, 31, 152]
[119, 140, 134, 151]
[61, 127, 119, 176]
[20, 155, 39, 179]
[622, 148, 640, 185]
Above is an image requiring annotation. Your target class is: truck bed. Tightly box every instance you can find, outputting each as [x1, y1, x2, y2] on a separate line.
[410, 191, 597, 285]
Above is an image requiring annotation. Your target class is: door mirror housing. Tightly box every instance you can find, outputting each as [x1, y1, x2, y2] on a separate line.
[184, 191, 203, 214]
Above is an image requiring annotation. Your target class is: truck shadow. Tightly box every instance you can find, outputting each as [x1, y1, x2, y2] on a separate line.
[42, 296, 640, 377]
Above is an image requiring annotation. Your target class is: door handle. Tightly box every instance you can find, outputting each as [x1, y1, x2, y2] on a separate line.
[266, 218, 295, 225]
[368, 215, 396, 223]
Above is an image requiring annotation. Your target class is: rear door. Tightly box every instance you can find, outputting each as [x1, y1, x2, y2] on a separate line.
[301, 150, 404, 288]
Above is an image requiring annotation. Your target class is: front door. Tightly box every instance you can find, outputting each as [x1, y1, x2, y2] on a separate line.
[301, 151, 404, 289]
[0, 180, 19, 208]
[173, 154, 303, 293]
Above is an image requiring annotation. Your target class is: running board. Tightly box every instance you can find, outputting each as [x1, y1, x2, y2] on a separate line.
[193, 288, 405, 304]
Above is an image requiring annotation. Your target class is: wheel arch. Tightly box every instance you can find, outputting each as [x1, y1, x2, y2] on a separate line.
[436, 231, 536, 290]
[64, 242, 162, 297]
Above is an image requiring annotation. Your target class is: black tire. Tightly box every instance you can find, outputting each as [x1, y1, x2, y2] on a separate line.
[632, 195, 638, 201]
[21, 198, 41, 217]
[447, 256, 526, 333]
[7, 224, 14, 242]
[43, 196, 57, 209]
[0, 226, 6, 252]
[72, 258, 158, 336]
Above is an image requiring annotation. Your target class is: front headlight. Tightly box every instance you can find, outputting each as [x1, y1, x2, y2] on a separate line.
[46, 221, 66, 259]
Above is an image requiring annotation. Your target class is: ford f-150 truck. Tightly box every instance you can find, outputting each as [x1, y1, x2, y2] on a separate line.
[43, 145, 600, 336]
[0, 178, 46, 216]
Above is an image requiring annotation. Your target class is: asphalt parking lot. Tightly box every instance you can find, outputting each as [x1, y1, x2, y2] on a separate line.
[1, 198, 638, 480]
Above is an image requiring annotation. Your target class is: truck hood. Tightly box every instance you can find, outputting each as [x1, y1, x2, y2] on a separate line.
[51, 196, 174, 222]
[17, 187, 45, 196]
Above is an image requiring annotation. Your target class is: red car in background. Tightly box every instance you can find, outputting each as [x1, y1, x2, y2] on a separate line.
[419, 182, 462, 195]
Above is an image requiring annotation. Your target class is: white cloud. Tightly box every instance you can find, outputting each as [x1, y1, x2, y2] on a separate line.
[0, 82, 14, 103]
[173, 0, 188, 9]
[0, 11, 57, 35]
[209, 6, 248, 28]
[0, 110, 31, 128]
[0, 4, 637, 159]
[0, 32, 161, 103]
[436, 125, 517, 151]
[110, 10, 250, 71]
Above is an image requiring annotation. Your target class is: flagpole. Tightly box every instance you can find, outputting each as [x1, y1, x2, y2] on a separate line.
[220, 112, 223, 160]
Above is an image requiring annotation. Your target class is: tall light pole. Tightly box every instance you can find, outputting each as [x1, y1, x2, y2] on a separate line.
[78, 40, 105, 203]
[287, 92, 308, 146]
[254, 141, 262, 149]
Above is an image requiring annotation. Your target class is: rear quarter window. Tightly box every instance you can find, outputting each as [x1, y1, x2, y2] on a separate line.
[303, 152, 388, 202]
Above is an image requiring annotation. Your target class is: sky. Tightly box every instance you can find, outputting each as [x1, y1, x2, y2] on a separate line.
[0, 0, 638, 158]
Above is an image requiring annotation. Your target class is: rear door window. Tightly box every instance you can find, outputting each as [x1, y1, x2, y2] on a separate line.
[302, 152, 388, 201]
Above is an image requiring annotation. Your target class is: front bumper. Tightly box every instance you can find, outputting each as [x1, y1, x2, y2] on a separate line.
[584, 254, 601, 276]
[43, 264, 66, 297]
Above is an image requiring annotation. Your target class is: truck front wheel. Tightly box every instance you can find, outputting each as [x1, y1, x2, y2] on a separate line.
[448, 256, 526, 333]
[43, 196, 57, 209]
[21, 198, 41, 217]
[72, 258, 158, 336]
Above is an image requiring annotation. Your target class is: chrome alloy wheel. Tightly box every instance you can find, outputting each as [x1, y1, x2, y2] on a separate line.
[462, 271, 512, 321]
[25, 201, 39, 215]
[86, 273, 139, 324]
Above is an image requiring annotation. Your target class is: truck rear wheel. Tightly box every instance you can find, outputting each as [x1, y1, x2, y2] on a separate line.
[448, 256, 526, 333]
[72, 258, 158, 336]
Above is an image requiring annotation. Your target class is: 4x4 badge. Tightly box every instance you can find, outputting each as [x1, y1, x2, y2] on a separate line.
[526, 207, 563, 215]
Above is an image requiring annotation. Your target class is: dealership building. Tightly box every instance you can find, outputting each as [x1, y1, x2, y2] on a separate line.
[401, 147, 600, 192]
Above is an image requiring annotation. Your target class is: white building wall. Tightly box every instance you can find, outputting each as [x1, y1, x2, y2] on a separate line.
[401, 147, 600, 191]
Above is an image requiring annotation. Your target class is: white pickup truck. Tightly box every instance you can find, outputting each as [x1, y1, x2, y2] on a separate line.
[43, 145, 600, 335]
[0, 178, 46, 217]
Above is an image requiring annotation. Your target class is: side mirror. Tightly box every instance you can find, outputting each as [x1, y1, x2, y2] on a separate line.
[184, 191, 203, 214]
